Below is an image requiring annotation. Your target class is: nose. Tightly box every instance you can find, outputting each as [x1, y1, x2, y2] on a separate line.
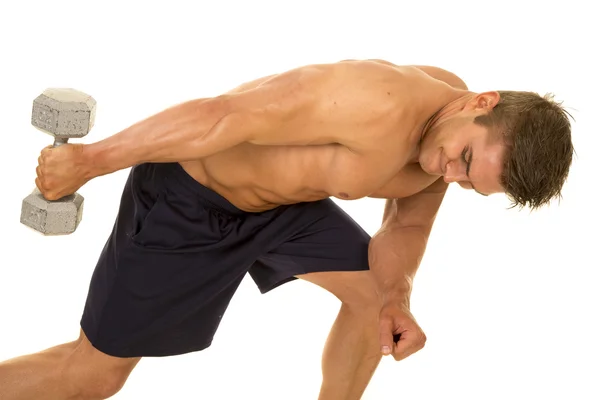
[443, 160, 466, 183]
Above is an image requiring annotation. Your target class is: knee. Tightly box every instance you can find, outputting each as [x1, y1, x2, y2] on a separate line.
[61, 343, 136, 400]
[300, 270, 382, 316]
[337, 275, 382, 315]
[73, 369, 129, 400]
[61, 362, 129, 400]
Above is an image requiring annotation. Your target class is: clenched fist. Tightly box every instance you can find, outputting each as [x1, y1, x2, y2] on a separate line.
[35, 144, 90, 201]
[379, 301, 427, 361]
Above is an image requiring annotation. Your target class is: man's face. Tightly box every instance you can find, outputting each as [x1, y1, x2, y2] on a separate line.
[418, 114, 506, 196]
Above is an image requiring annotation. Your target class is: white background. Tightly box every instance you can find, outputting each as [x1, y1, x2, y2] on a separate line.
[1, 1, 598, 399]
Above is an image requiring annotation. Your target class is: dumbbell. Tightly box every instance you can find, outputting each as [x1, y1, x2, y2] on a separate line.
[20, 88, 97, 235]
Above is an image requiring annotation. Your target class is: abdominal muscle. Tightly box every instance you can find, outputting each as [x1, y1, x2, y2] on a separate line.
[180, 141, 428, 212]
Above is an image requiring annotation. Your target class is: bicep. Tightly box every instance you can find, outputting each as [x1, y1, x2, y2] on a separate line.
[383, 178, 448, 231]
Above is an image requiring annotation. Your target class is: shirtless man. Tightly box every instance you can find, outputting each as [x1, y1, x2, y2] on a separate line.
[0, 59, 573, 400]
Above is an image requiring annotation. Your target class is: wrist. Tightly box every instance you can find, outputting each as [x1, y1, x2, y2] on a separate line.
[81, 142, 116, 179]
[382, 291, 411, 307]
[380, 277, 413, 306]
[82, 137, 141, 179]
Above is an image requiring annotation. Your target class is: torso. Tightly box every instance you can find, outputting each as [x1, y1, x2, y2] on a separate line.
[180, 61, 453, 212]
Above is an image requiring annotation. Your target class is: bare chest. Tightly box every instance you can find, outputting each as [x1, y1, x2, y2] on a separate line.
[202, 143, 349, 193]
[327, 148, 437, 200]
[202, 139, 428, 199]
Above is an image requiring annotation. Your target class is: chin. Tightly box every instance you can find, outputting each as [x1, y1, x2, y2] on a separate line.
[418, 151, 439, 176]
[419, 161, 436, 175]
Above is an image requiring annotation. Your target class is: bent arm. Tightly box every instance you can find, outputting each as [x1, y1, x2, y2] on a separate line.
[369, 178, 448, 303]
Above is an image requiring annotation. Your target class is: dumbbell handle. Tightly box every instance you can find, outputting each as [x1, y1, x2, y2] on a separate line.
[42, 138, 71, 202]
[48, 137, 75, 201]
[53, 137, 69, 147]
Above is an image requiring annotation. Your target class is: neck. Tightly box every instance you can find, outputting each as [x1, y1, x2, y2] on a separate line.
[405, 90, 472, 165]
[419, 91, 473, 144]
[404, 88, 472, 164]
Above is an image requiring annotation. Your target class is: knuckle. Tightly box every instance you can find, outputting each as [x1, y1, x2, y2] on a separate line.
[40, 180, 53, 193]
[416, 335, 427, 349]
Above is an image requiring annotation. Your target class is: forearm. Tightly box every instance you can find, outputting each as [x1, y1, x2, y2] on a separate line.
[82, 96, 234, 178]
[369, 224, 430, 304]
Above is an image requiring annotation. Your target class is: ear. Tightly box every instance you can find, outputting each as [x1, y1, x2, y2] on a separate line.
[471, 91, 500, 111]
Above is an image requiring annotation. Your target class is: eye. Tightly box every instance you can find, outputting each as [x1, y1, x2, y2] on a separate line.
[461, 146, 472, 176]
[461, 147, 469, 164]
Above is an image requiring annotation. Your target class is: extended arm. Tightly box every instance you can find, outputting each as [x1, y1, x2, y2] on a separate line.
[82, 66, 322, 179]
[81, 61, 401, 179]
[369, 178, 448, 303]
[84, 97, 243, 177]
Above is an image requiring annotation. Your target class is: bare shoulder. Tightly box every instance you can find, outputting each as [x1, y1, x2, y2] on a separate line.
[221, 59, 420, 119]
[409, 65, 468, 90]
[247, 59, 414, 92]
[334, 59, 421, 82]
[223, 59, 464, 105]
[214, 60, 446, 150]
[342, 59, 469, 90]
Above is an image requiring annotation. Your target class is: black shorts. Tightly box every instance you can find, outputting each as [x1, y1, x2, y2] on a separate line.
[80, 162, 371, 358]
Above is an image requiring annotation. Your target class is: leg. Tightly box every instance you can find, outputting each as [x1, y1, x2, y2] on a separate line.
[2, 162, 257, 399]
[0, 329, 140, 400]
[298, 270, 382, 400]
[248, 198, 377, 398]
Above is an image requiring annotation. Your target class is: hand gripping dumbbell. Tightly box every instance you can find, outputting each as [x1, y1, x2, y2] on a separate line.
[20, 88, 97, 235]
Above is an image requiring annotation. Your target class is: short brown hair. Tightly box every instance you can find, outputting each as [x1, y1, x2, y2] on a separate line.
[474, 91, 574, 209]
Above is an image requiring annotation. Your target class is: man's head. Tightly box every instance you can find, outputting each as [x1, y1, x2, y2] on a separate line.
[418, 90, 574, 209]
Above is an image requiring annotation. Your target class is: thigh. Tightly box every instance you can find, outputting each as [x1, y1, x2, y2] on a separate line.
[249, 199, 372, 294]
[82, 206, 251, 357]
[81, 163, 258, 358]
